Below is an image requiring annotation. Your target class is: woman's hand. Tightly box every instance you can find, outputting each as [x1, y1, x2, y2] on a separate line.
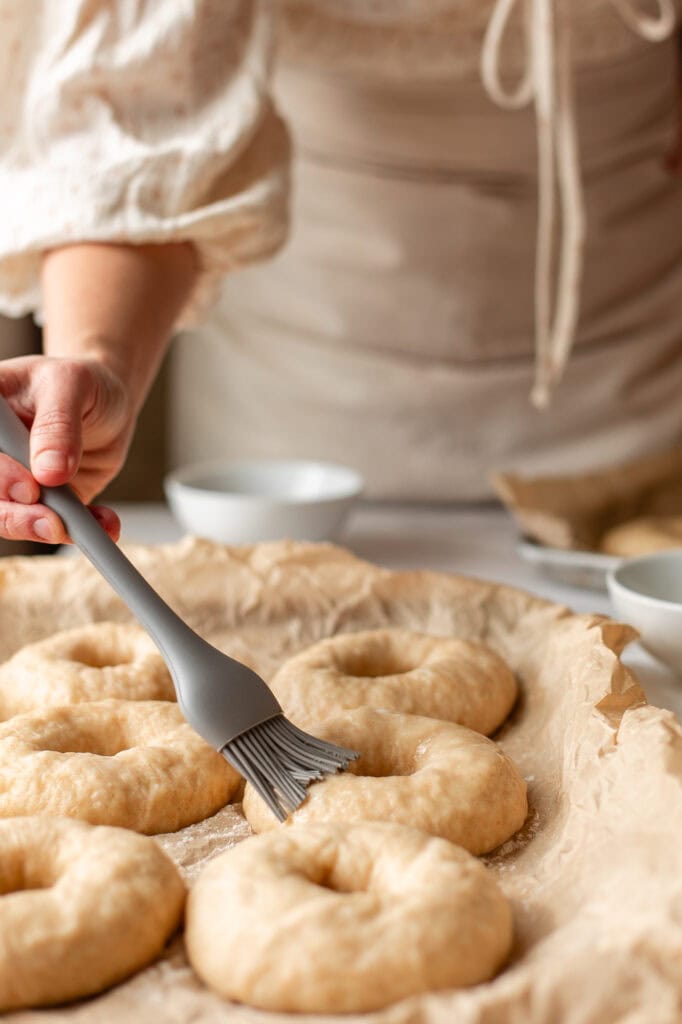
[0, 239, 196, 545]
[0, 354, 133, 544]
[0, 239, 198, 546]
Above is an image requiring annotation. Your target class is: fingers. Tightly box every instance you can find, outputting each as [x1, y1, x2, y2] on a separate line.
[0, 499, 67, 545]
[51, 505, 120, 546]
[52, 505, 121, 546]
[0, 499, 120, 547]
[28, 363, 93, 487]
[0, 450, 120, 544]
[90, 505, 121, 543]
[0, 452, 40, 506]
[0, 452, 62, 543]
[0, 359, 123, 545]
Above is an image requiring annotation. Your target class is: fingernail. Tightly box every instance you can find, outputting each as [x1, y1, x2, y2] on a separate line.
[9, 482, 34, 504]
[33, 517, 55, 541]
[92, 507, 119, 540]
[36, 450, 68, 473]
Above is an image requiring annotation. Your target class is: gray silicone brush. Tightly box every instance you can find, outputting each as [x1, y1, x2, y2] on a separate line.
[0, 394, 356, 821]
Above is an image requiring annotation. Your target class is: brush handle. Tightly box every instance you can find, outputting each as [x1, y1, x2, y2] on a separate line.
[0, 393, 189, 660]
[0, 394, 282, 748]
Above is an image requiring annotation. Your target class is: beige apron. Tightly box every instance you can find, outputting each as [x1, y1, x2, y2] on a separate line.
[172, 11, 682, 500]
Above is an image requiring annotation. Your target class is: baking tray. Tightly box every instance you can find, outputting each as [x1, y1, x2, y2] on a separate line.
[517, 538, 621, 592]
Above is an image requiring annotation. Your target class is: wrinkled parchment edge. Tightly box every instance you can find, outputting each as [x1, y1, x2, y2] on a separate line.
[0, 537, 678, 1024]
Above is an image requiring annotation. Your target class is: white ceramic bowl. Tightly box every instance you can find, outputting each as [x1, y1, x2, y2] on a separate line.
[164, 458, 364, 545]
[607, 550, 682, 674]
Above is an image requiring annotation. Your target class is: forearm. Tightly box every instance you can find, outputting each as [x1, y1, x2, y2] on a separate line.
[41, 241, 198, 415]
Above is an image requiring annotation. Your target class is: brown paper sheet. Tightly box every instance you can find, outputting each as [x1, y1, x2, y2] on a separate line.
[492, 445, 682, 550]
[1, 538, 681, 1024]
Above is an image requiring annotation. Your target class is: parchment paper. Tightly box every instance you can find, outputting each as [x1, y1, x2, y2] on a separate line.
[492, 445, 682, 550]
[1, 537, 681, 1024]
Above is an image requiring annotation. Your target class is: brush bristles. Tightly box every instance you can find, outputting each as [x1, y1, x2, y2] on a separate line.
[222, 714, 358, 822]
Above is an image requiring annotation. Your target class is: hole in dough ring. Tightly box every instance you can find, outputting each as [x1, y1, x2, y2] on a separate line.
[243, 707, 528, 855]
[0, 700, 239, 834]
[0, 622, 174, 719]
[271, 629, 518, 736]
[186, 821, 513, 1013]
[0, 815, 185, 1011]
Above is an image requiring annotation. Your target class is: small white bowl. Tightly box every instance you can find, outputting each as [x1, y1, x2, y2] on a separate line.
[164, 458, 364, 545]
[607, 551, 682, 674]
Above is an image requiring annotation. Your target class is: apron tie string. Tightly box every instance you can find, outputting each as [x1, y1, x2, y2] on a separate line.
[481, 0, 676, 408]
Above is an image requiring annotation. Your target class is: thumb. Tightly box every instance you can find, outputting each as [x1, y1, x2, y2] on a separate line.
[29, 365, 90, 487]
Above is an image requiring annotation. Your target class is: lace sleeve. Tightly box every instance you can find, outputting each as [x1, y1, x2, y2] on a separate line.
[0, 0, 289, 325]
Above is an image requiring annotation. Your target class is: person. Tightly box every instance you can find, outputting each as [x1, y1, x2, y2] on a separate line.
[0, 1, 288, 545]
[0, 1, 679, 545]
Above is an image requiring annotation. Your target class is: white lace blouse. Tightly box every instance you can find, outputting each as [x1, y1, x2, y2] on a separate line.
[0, 0, 289, 323]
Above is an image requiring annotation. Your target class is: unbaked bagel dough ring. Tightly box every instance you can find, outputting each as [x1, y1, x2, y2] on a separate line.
[271, 628, 517, 736]
[0, 816, 185, 1011]
[186, 821, 513, 1013]
[600, 515, 682, 556]
[244, 707, 528, 854]
[0, 700, 239, 833]
[0, 622, 174, 718]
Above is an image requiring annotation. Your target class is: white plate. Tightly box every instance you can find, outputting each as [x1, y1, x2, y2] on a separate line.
[517, 539, 621, 592]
